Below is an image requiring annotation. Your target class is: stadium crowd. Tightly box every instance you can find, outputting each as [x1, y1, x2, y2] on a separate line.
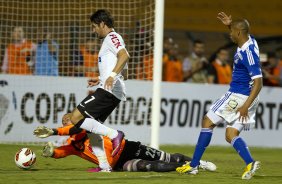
[1, 26, 282, 87]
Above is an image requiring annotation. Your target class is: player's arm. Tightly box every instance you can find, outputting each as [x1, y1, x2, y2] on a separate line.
[237, 77, 262, 123]
[55, 125, 85, 136]
[113, 48, 130, 74]
[34, 125, 84, 138]
[121, 62, 128, 80]
[243, 77, 262, 109]
[121, 68, 128, 80]
[245, 77, 263, 107]
[242, 77, 262, 109]
[105, 48, 130, 90]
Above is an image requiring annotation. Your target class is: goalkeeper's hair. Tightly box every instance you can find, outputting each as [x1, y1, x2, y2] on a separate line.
[90, 9, 114, 28]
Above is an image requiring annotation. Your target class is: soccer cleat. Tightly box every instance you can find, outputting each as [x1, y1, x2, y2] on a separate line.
[176, 162, 199, 174]
[199, 160, 217, 171]
[42, 142, 54, 157]
[111, 130, 124, 157]
[87, 167, 112, 172]
[241, 161, 261, 180]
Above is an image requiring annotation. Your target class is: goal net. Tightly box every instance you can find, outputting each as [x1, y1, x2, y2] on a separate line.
[0, 0, 155, 78]
[0, 0, 157, 144]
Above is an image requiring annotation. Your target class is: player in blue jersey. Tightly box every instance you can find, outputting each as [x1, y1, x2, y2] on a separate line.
[176, 12, 262, 180]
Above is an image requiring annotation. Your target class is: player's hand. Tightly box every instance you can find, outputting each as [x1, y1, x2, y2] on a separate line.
[42, 142, 54, 157]
[217, 12, 232, 26]
[33, 126, 54, 138]
[87, 77, 100, 87]
[236, 105, 249, 123]
[104, 76, 115, 91]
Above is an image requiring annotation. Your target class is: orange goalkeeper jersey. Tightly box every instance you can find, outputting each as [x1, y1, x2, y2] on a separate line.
[52, 125, 125, 167]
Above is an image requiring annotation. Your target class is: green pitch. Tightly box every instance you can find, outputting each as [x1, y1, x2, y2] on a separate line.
[0, 144, 281, 184]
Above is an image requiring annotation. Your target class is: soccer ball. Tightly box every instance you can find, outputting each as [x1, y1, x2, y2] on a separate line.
[15, 148, 36, 169]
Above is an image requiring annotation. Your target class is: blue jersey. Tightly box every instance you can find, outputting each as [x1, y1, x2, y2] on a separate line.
[229, 36, 262, 96]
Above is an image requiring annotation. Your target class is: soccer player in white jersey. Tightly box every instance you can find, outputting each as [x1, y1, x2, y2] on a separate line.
[176, 12, 262, 180]
[69, 9, 130, 157]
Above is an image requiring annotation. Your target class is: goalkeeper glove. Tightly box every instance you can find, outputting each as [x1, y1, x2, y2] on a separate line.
[33, 126, 54, 138]
[42, 142, 54, 157]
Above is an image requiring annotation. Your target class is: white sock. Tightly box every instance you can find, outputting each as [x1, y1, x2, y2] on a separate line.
[88, 133, 111, 170]
[80, 118, 118, 139]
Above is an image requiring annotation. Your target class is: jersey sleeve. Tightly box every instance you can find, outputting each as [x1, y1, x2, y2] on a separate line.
[107, 32, 126, 55]
[244, 47, 262, 79]
[55, 125, 85, 136]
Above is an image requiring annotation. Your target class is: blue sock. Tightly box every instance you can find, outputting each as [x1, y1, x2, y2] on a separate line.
[232, 136, 254, 165]
[190, 128, 213, 167]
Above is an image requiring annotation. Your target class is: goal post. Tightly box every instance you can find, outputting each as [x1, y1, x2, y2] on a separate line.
[150, 0, 164, 149]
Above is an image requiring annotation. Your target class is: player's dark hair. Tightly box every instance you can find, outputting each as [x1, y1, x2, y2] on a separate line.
[232, 19, 250, 34]
[90, 9, 114, 28]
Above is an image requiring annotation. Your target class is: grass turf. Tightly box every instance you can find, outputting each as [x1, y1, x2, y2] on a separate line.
[0, 144, 282, 184]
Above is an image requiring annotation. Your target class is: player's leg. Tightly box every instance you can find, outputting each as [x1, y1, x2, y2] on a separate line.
[70, 88, 124, 156]
[177, 106, 227, 174]
[226, 124, 260, 179]
[123, 159, 183, 172]
[87, 133, 112, 171]
[170, 153, 216, 171]
[170, 153, 191, 163]
[189, 115, 216, 167]
[71, 109, 119, 140]
[118, 141, 216, 171]
[226, 126, 254, 164]
[176, 114, 217, 174]
[113, 140, 168, 171]
[177, 92, 235, 174]
[227, 96, 260, 179]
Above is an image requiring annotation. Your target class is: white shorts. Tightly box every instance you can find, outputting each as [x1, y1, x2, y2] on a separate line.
[207, 91, 259, 132]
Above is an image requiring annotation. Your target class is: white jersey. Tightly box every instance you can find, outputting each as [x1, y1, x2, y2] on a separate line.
[97, 31, 128, 101]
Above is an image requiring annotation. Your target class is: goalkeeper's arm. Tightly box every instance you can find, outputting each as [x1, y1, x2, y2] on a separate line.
[34, 125, 84, 138]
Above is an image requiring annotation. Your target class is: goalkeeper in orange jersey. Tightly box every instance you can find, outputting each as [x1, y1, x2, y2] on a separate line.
[34, 113, 216, 172]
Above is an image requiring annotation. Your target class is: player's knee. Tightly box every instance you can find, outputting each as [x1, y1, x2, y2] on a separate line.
[70, 109, 84, 125]
[225, 135, 232, 143]
[170, 153, 184, 163]
[123, 159, 141, 172]
[225, 128, 240, 143]
[225, 133, 236, 143]
[202, 115, 215, 129]
[123, 159, 153, 172]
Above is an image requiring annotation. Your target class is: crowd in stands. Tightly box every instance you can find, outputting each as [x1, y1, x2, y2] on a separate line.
[136, 36, 282, 87]
[1, 26, 282, 87]
[0, 26, 98, 78]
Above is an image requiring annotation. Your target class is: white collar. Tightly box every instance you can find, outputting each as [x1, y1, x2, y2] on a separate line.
[237, 36, 252, 52]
